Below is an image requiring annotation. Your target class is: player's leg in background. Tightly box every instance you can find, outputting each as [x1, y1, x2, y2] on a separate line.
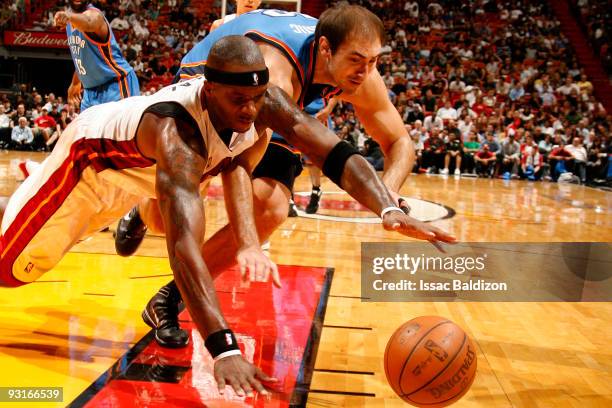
[305, 164, 323, 214]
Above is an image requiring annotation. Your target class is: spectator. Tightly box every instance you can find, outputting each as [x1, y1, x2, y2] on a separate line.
[437, 100, 458, 121]
[49, 104, 61, 123]
[11, 117, 34, 150]
[564, 136, 588, 183]
[538, 133, 554, 159]
[586, 136, 610, 183]
[33, 108, 57, 149]
[499, 132, 521, 178]
[110, 11, 130, 30]
[521, 134, 544, 180]
[548, 136, 574, 181]
[421, 89, 437, 114]
[556, 76, 580, 96]
[9, 103, 30, 125]
[577, 73, 593, 95]
[405, 1, 418, 18]
[462, 132, 481, 174]
[442, 132, 463, 176]
[421, 129, 446, 173]
[0, 105, 11, 147]
[449, 77, 466, 93]
[458, 115, 474, 140]
[474, 144, 497, 177]
[483, 132, 501, 154]
[411, 131, 424, 172]
[512, 82, 529, 101]
[42, 93, 56, 112]
[403, 99, 424, 123]
[423, 112, 444, 133]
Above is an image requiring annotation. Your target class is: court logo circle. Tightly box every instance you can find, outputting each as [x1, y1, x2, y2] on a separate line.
[293, 192, 455, 223]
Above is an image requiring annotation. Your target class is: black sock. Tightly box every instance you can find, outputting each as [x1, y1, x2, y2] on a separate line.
[312, 186, 321, 192]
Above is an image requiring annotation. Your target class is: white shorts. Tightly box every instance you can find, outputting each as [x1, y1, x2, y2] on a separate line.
[1, 122, 154, 286]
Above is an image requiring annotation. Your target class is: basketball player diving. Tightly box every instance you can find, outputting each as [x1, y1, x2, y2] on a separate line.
[0, 36, 454, 396]
[117, 5, 436, 349]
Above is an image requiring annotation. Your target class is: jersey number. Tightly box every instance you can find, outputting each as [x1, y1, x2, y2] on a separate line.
[75, 58, 87, 75]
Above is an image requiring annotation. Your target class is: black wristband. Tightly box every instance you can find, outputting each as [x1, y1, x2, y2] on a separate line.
[322, 141, 360, 186]
[205, 329, 240, 359]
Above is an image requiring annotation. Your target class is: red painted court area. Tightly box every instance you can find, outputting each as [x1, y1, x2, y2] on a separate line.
[69, 265, 333, 407]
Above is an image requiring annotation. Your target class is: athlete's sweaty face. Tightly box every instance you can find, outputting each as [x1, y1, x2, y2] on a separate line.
[68, 0, 87, 12]
[327, 34, 382, 94]
[207, 83, 268, 133]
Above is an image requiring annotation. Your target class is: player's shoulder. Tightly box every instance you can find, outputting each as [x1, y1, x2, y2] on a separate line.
[235, 9, 316, 32]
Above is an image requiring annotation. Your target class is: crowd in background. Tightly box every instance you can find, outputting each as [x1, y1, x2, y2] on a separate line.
[0, 0, 24, 28]
[325, 0, 611, 185]
[571, 0, 611, 74]
[1, 0, 610, 185]
[1, 0, 216, 150]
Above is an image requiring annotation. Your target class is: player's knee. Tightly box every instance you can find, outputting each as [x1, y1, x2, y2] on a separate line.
[252, 178, 291, 229]
[261, 201, 289, 228]
[255, 192, 289, 228]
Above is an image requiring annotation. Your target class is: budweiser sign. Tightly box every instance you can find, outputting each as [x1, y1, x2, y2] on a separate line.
[3, 31, 68, 49]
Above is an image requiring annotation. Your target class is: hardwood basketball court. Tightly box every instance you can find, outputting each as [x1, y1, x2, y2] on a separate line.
[0, 150, 610, 407]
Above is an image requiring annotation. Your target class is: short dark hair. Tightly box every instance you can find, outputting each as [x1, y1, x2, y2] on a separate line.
[315, 4, 386, 53]
[207, 35, 265, 71]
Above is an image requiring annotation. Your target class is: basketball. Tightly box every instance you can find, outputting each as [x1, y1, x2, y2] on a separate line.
[384, 316, 477, 407]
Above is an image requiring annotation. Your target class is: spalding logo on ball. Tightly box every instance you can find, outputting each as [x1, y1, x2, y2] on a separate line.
[384, 316, 477, 407]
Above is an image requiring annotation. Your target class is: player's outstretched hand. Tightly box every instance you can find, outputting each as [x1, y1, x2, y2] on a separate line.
[54, 11, 70, 27]
[382, 211, 457, 246]
[214, 355, 278, 397]
[237, 245, 281, 288]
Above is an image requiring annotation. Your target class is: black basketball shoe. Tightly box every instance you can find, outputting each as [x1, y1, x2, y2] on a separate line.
[141, 281, 189, 348]
[305, 187, 322, 214]
[114, 207, 147, 256]
[288, 198, 299, 217]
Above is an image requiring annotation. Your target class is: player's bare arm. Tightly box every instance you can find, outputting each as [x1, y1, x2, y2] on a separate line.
[142, 112, 224, 337]
[54, 7, 108, 41]
[210, 18, 224, 32]
[223, 133, 281, 287]
[258, 86, 456, 244]
[142, 112, 276, 396]
[342, 68, 415, 197]
[258, 43, 302, 99]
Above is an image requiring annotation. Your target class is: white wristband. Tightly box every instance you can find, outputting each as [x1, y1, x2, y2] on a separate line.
[380, 206, 405, 219]
[214, 349, 242, 362]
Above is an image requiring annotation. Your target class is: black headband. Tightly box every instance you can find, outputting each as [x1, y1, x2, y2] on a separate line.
[204, 65, 269, 87]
